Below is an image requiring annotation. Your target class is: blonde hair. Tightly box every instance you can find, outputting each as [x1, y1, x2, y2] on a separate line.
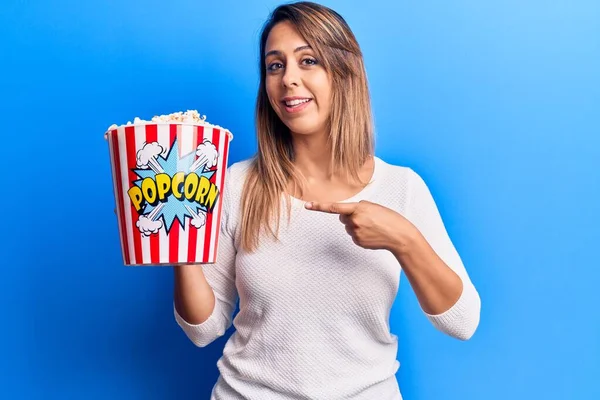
[240, 1, 375, 252]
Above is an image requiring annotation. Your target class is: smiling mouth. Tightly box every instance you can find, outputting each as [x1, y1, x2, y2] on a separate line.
[282, 98, 313, 113]
[284, 98, 311, 106]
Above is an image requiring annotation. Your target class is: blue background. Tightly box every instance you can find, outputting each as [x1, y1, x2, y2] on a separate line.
[2, 0, 598, 399]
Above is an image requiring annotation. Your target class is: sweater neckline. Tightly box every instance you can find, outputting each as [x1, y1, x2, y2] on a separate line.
[287, 156, 383, 206]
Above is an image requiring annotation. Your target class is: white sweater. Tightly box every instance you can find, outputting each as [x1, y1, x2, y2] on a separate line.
[174, 157, 481, 400]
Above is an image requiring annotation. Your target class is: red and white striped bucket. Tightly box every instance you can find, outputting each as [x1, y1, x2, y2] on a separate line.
[105, 122, 232, 266]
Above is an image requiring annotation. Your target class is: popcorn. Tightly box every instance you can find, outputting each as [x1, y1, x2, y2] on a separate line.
[105, 110, 227, 133]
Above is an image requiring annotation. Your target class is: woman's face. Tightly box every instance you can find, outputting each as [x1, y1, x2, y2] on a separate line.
[264, 21, 332, 138]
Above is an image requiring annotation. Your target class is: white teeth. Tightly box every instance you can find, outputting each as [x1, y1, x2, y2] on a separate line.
[285, 98, 311, 107]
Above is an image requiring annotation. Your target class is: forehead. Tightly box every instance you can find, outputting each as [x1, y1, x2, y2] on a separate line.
[265, 21, 308, 52]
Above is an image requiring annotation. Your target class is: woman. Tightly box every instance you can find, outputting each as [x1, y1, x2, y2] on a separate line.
[173, 1, 481, 399]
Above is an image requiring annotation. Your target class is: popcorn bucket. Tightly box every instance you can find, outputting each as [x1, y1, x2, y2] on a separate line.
[105, 119, 233, 266]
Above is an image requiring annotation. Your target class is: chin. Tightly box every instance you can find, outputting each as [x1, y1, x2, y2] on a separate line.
[283, 121, 325, 137]
[289, 128, 320, 137]
[287, 126, 312, 136]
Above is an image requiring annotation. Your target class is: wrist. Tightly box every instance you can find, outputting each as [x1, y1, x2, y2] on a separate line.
[388, 225, 421, 259]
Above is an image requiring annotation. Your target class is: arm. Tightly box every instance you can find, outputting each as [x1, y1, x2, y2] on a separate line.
[173, 168, 239, 347]
[392, 168, 481, 341]
[303, 167, 481, 340]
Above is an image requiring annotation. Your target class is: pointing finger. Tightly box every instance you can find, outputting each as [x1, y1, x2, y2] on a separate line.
[305, 202, 358, 215]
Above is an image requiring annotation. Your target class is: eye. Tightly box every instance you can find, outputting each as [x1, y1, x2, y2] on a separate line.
[302, 57, 318, 66]
[267, 62, 284, 72]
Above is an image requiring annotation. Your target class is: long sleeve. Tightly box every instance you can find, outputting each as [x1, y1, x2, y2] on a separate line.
[406, 168, 481, 340]
[174, 166, 240, 347]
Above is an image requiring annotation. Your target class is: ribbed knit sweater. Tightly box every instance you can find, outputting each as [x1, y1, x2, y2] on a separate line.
[174, 157, 481, 399]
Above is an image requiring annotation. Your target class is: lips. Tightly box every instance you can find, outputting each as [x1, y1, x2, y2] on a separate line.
[284, 98, 310, 106]
[281, 97, 313, 114]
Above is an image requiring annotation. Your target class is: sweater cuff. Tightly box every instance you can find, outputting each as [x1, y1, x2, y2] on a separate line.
[424, 281, 481, 340]
[173, 300, 223, 344]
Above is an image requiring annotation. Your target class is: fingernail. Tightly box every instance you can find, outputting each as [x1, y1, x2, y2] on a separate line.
[305, 202, 312, 209]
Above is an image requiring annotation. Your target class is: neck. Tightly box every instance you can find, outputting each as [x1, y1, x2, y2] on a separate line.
[291, 132, 335, 181]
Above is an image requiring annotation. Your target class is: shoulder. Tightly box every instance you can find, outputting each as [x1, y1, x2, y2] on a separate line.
[219, 158, 255, 233]
[226, 157, 254, 180]
[371, 156, 433, 212]
[374, 156, 422, 187]
[224, 157, 255, 192]
[221, 157, 255, 212]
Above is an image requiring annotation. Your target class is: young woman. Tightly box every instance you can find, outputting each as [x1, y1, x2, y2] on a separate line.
[173, 2, 481, 399]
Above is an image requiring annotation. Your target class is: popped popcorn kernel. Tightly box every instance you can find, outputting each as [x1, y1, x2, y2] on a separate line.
[105, 110, 232, 139]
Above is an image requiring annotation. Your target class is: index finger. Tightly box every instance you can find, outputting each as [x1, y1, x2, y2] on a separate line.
[305, 201, 358, 215]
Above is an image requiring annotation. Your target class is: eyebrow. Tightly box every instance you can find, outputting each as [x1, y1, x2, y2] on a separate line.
[265, 45, 312, 58]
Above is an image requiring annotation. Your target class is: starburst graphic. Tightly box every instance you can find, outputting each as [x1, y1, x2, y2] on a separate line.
[130, 136, 218, 235]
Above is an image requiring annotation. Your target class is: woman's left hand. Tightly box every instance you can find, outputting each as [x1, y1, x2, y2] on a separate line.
[305, 200, 418, 253]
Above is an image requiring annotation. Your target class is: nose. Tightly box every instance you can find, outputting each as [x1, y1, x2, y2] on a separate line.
[281, 63, 300, 88]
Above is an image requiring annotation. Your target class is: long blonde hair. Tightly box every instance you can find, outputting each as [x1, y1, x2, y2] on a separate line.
[240, 1, 375, 252]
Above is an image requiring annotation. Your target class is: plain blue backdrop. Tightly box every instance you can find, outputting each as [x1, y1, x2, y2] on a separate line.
[2, 0, 598, 399]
